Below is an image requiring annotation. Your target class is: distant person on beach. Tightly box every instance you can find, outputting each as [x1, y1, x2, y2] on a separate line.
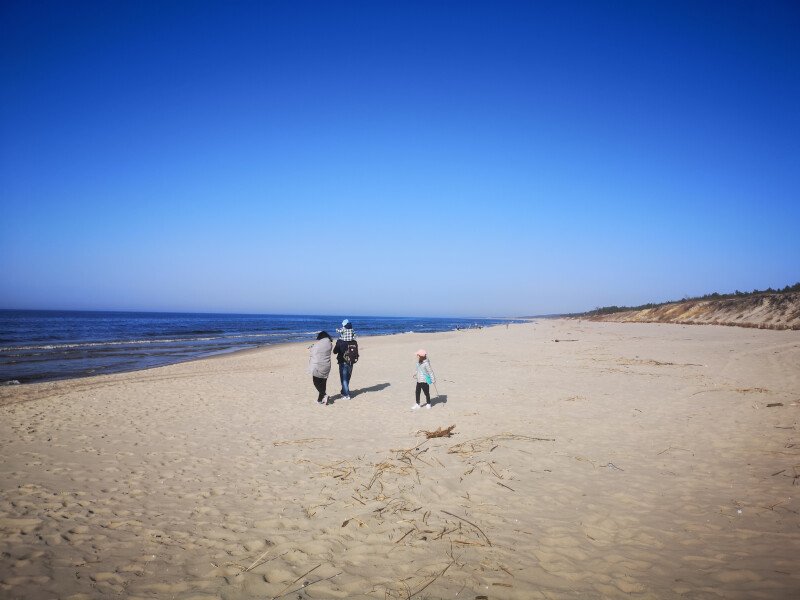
[308, 331, 333, 405]
[333, 319, 358, 400]
[412, 349, 436, 410]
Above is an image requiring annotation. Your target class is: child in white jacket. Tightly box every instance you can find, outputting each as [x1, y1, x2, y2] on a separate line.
[412, 349, 436, 410]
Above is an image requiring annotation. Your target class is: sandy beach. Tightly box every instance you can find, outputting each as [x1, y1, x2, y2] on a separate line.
[1, 320, 798, 599]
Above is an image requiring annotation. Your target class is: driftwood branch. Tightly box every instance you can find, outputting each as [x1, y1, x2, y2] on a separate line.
[421, 425, 456, 439]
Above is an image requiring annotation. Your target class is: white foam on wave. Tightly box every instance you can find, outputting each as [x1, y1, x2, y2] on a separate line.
[0, 332, 292, 352]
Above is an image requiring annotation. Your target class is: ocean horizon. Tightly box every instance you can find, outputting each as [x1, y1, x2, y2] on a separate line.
[0, 309, 521, 384]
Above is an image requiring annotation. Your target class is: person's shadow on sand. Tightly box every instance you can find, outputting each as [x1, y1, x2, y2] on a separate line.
[430, 394, 448, 407]
[354, 382, 391, 395]
[330, 382, 390, 402]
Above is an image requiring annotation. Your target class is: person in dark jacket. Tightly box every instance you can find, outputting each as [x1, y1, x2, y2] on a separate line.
[333, 320, 357, 400]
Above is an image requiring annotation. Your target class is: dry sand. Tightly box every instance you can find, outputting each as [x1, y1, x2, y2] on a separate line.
[1, 320, 799, 599]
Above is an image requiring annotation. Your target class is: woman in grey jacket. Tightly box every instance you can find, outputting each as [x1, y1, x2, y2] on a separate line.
[308, 331, 333, 405]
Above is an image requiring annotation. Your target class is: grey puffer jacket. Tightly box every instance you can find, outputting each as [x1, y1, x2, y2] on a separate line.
[308, 338, 332, 378]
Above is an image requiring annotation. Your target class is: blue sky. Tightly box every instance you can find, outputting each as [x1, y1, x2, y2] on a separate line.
[1, 1, 798, 317]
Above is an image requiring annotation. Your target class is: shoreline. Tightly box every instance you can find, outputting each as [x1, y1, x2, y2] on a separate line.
[1, 317, 522, 388]
[0, 323, 514, 404]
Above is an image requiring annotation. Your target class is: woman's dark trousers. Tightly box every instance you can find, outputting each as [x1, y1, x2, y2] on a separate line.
[313, 376, 327, 402]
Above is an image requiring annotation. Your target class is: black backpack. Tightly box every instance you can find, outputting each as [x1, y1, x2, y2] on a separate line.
[343, 340, 359, 365]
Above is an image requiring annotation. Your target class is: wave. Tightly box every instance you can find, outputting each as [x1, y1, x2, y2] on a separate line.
[145, 328, 228, 336]
[0, 332, 299, 352]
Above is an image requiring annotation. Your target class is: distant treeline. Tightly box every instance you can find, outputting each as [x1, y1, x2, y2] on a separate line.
[581, 282, 800, 317]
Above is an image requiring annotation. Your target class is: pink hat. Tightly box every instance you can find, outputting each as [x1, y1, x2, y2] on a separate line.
[415, 349, 427, 357]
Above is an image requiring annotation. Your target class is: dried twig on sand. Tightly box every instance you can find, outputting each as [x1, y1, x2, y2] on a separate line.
[462, 459, 505, 483]
[271, 564, 321, 599]
[407, 559, 455, 598]
[273, 437, 331, 446]
[449, 433, 554, 456]
[318, 461, 356, 482]
[272, 569, 342, 599]
[374, 498, 420, 517]
[366, 461, 410, 490]
[225, 550, 288, 575]
[441, 510, 492, 546]
[394, 527, 415, 544]
[657, 446, 692, 456]
[341, 516, 367, 528]
[602, 462, 624, 471]
[362, 444, 436, 491]
[421, 425, 456, 439]
[235, 550, 288, 575]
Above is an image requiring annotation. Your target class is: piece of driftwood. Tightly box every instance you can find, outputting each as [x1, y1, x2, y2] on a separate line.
[422, 425, 456, 438]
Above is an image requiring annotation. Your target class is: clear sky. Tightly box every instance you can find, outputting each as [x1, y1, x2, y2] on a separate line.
[1, 1, 798, 317]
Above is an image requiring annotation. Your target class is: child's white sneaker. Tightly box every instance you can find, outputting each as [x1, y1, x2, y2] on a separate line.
[425, 403, 431, 409]
[322, 395, 329, 405]
[411, 404, 420, 410]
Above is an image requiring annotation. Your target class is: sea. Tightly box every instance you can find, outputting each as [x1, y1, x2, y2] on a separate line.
[0, 310, 519, 384]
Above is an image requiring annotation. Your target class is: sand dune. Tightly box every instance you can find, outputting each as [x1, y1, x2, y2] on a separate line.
[1, 320, 799, 599]
[582, 292, 800, 330]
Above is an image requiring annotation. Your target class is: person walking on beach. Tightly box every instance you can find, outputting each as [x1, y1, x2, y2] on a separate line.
[308, 331, 333, 405]
[412, 349, 436, 410]
[333, 319, 358, 400]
